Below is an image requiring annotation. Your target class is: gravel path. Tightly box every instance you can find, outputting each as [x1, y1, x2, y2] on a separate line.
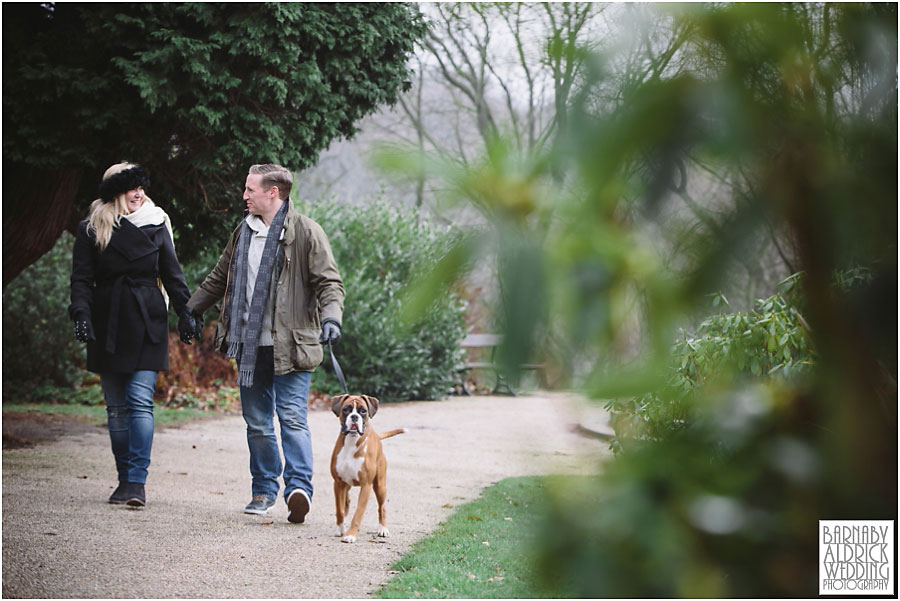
[2, 393, 609, 598]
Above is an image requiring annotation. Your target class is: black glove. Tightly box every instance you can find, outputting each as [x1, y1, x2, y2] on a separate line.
[178, 309, 202, 345]
[74, 319, 95, 343]
[320, 319, 341, 345]
[192, 311, 204, 338]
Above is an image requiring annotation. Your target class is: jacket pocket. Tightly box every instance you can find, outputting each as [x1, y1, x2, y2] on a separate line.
[291, 328, 323, 371]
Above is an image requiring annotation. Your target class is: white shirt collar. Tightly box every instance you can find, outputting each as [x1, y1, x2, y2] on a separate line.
[245, 213, 285, 238]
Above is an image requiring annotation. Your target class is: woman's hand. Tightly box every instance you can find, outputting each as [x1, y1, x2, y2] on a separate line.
[178, 309, 203, 344]
[74, 319, 95, 342]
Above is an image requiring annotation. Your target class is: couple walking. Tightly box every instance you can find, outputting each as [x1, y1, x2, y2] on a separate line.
[69, 162, 344, 523]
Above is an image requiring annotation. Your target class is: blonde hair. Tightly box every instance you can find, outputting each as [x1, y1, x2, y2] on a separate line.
[249, 163, 293, 200]
[87, 162, 150, 251]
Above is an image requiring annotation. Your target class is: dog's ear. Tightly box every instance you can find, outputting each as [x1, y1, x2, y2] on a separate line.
[361, 395, 379, 417]
[331, 394, 350, 416]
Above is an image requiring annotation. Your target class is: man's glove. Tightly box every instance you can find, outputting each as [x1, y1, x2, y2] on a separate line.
[320, 319, 341, 345]
[192, 311, 204, 339]
[74, 319, 95, 343]
[178, 309, 203, 344]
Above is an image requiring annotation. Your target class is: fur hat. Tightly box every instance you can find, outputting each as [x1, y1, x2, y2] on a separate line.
[98, 165, 151, 202]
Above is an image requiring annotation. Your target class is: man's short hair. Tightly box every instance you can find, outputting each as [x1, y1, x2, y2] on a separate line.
[249, 164, 293, 200]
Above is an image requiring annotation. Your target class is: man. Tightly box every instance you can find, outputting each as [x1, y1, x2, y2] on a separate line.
[181, 164, 344, 522]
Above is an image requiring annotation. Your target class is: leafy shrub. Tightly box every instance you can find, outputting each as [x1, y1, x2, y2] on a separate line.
[156, 331, 239, 409]
[2, 232, 85, 399]
[537, 273, 883, 598]
[606, 273, 814, 449]
[303, 200, 467, 402]
[538, 294, 821, 596]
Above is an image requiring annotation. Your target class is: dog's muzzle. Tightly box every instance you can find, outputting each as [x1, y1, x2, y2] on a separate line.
[342, 416, 365, 435]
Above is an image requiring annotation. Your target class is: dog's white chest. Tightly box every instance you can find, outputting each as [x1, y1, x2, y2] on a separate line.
[336, 438, 366, 485]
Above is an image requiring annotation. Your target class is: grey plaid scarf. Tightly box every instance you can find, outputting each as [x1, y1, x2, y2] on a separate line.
[226, 201, 289, 387]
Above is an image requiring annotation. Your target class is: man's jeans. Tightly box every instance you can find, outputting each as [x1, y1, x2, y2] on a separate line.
[101, 370, 158, 485]
[239, 346, 313, 502]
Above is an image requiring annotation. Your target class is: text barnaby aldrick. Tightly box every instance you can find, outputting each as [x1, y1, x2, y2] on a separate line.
[820, 523, 893, 593]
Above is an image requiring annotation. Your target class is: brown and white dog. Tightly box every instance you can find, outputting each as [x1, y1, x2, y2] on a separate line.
[330, 394, 405, 543]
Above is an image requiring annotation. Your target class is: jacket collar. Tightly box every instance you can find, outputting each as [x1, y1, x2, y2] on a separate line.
[108, 219, 160, 261]
[281, 202, 300, 247]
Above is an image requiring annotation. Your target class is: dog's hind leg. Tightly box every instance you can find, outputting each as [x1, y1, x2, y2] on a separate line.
[374, 472, 389, 538]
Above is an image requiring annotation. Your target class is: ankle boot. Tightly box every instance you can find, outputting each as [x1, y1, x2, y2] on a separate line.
[108, 483, 129, 504]
[125, 482, 146, 507]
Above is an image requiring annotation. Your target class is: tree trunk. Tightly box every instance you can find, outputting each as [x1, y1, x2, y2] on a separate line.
[3, 164, 83, 287]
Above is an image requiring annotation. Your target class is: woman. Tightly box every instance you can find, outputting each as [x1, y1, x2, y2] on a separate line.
[69, 162, 200, 507]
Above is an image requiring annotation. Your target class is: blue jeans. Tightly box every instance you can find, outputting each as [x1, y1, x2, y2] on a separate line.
[239, 346, 313, 502]
[100, 370, 158, 485]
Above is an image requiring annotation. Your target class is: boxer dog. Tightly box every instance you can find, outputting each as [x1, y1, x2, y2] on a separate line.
[330, 394, 405, 543]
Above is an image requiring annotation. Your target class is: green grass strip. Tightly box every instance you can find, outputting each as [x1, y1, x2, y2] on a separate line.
[3, 403, 208, 428]
[377, 476, 579, 599]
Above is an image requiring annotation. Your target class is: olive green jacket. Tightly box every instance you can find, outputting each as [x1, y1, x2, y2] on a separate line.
[187, 203, 344, 375]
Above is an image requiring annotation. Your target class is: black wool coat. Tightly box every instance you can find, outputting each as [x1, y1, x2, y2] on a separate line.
[69, 219, 191, 374]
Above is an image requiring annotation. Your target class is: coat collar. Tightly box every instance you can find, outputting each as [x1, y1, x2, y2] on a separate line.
[281, 202, 300, 246]
[107, 219, 160, 261]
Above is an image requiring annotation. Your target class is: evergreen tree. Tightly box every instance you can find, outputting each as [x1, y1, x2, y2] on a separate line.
[2, 2, 427, 284]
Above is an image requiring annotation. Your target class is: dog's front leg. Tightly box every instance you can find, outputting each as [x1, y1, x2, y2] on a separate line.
[334, 480, 350, 537]
[341, 483, 374, 543]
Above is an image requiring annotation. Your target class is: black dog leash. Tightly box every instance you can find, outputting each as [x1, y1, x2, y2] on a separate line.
[328, 340, 349, 394]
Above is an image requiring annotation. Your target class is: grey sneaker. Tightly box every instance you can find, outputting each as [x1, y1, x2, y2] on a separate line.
[244, 496, 276, 515]
[287, 489, 311, 524]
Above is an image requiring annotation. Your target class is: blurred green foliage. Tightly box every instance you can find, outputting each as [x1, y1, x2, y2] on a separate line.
[304, 200, 467, 402]
[3, 2, 426, 265]
[394, 3, 896, 596]
[608, 273, 815, 451]
[2, 233, 85, 399]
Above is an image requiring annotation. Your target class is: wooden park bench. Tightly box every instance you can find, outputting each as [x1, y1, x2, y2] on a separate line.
[457, 333, 545, 396]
